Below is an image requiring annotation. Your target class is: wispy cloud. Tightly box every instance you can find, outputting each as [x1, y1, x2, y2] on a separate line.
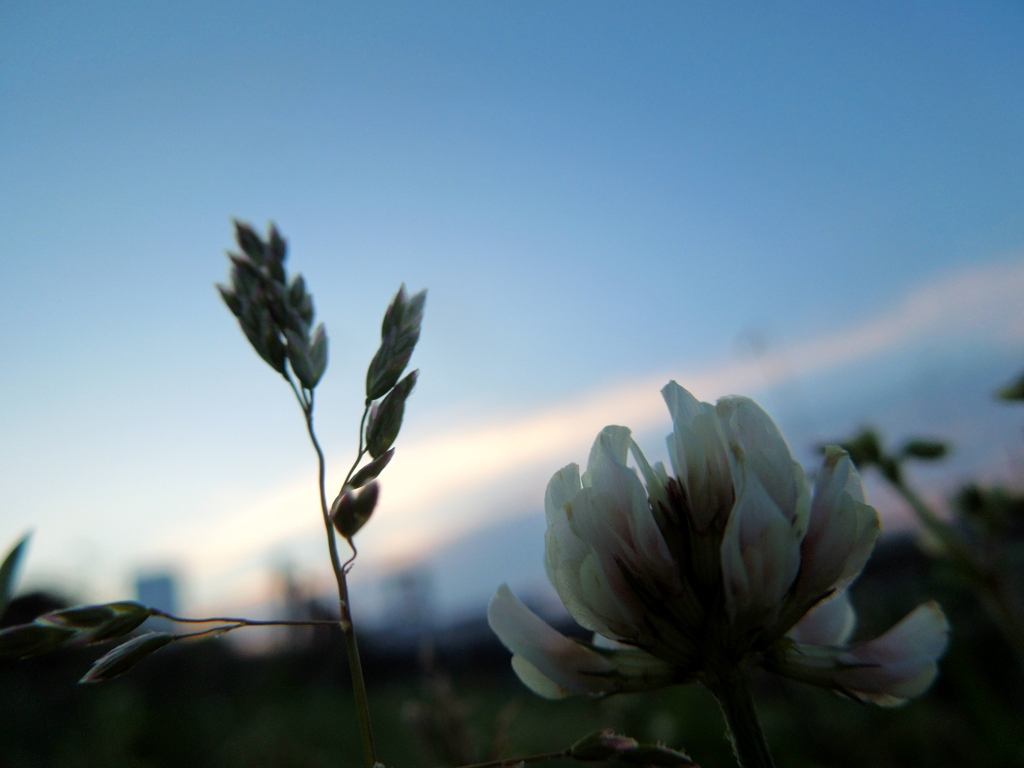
[178, 258, 1024, 601]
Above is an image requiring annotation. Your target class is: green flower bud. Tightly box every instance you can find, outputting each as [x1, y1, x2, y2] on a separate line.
[349, 449, 395, 489]
[331, 482, 380, 539]
[79, 632, 175, 684]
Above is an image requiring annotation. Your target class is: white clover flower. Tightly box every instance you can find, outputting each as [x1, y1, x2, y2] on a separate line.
[488, 381, 949, 707]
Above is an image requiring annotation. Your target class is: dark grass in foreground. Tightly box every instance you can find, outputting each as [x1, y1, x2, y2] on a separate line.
[2, 535, 1023, 768]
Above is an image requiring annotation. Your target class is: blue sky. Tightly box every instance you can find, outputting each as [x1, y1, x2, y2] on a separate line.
[2, 2, 1023, 613]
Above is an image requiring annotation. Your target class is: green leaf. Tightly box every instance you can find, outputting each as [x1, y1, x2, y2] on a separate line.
[265, 224, 286, 283]
[287, 274, 314, 326]
[997, 372, 1024, 402]
[348, 449, 394, 489]
[366, 286, 425, 400]
[901, 439, 949, 461]
[307, 324, 328, 387]
[878, 455, 902, 484]
[405, 289, 426, 328]
[825, 428, 883, 469]
[237, 317, 269, 367]
[380, 285, 426, 340]
[79, 632, 175, 684]
[38, 601, 152, 645]
[366, 370, 417, 458]
[234, 221, 267, 266]
[217, 285, 243, 318]
[365, 330, 416, 400]
[228, 256, 256, 293]
[264, 280, 307, 338]
[330, 482, 380, 539]
[0, 623, 76, 659]
[264, 324, 288, 375]
[0, 533, 30, 619]
[284, 329, 316, 389]
[380, 284, 409, 340]
[234, 294, 287, 376]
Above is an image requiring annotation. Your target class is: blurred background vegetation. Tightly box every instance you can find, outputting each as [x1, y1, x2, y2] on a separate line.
[3, 523, 1023, 768]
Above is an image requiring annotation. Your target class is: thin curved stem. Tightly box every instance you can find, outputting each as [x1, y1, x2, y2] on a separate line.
[343, 403, 372, 487]
[342, 538, 359, 573]
[280, 369, 377, 767]
[286, 373, 310, 413]
[298, 391, 376, 768]
[174, 623, 242, 640]
[151, 610, 339, 627]
[339, 404, 371, 566]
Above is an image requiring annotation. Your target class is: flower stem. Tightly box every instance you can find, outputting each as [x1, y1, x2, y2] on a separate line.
[707, 666, 775, 768]
[891, 480, 976, 571]
[297, 385, 376, 768]
[150, 610, 341, 628]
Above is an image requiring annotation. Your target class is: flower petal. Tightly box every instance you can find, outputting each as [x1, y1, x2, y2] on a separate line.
[488, 585, 676, 698]
[838, 601, 950, 705]
[800, 447, 878, 595]
[716, 395, 810, 535]
[510, 655, 573, 699]
[577, 543, 642, 632]
[545, 460, 635, 638]
[720, 469, 804, 629]
[775, 448, 880, 638]
[662, 382, 734, 529]
[545, 510, 631, 638]
[488, 584, 615, 694]
[544, 463, 588, 611]
[582, 427, 675, 583]
[767, 601, 950, 707]
[788, 591, 856, 646]
[544, 428, 678, 641]
[629, 438, 670, 514]
[591, 632, 637, 650]
[545, 463, 582, 524]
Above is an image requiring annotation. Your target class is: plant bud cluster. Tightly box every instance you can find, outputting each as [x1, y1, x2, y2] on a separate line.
[218, 222, 327, 390]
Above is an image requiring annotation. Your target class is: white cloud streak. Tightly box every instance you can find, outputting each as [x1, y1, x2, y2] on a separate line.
[177, 258, 1024, 600]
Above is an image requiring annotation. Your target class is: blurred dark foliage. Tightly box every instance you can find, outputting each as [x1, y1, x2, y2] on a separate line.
[3, 533, 1024, 768]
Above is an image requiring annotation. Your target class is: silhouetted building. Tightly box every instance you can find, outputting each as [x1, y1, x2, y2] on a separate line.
[382, 566, 434, 639]
[136, 573, 179, 631]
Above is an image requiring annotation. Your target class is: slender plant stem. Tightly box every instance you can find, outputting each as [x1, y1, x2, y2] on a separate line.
[151, 610, 339, 627]
[453, 749, 570, 768]
[892, 480, 976, 571]
[707, 666, 775, 768]
[296, 384, 376, 768]
[175, 624, 242, 640]
[343, 404, 372, 486]
[168, 618, 343, 642]
[342, 538, 359, 573]
[339, 404, 371, 572]
[286, 375, 310, 413]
